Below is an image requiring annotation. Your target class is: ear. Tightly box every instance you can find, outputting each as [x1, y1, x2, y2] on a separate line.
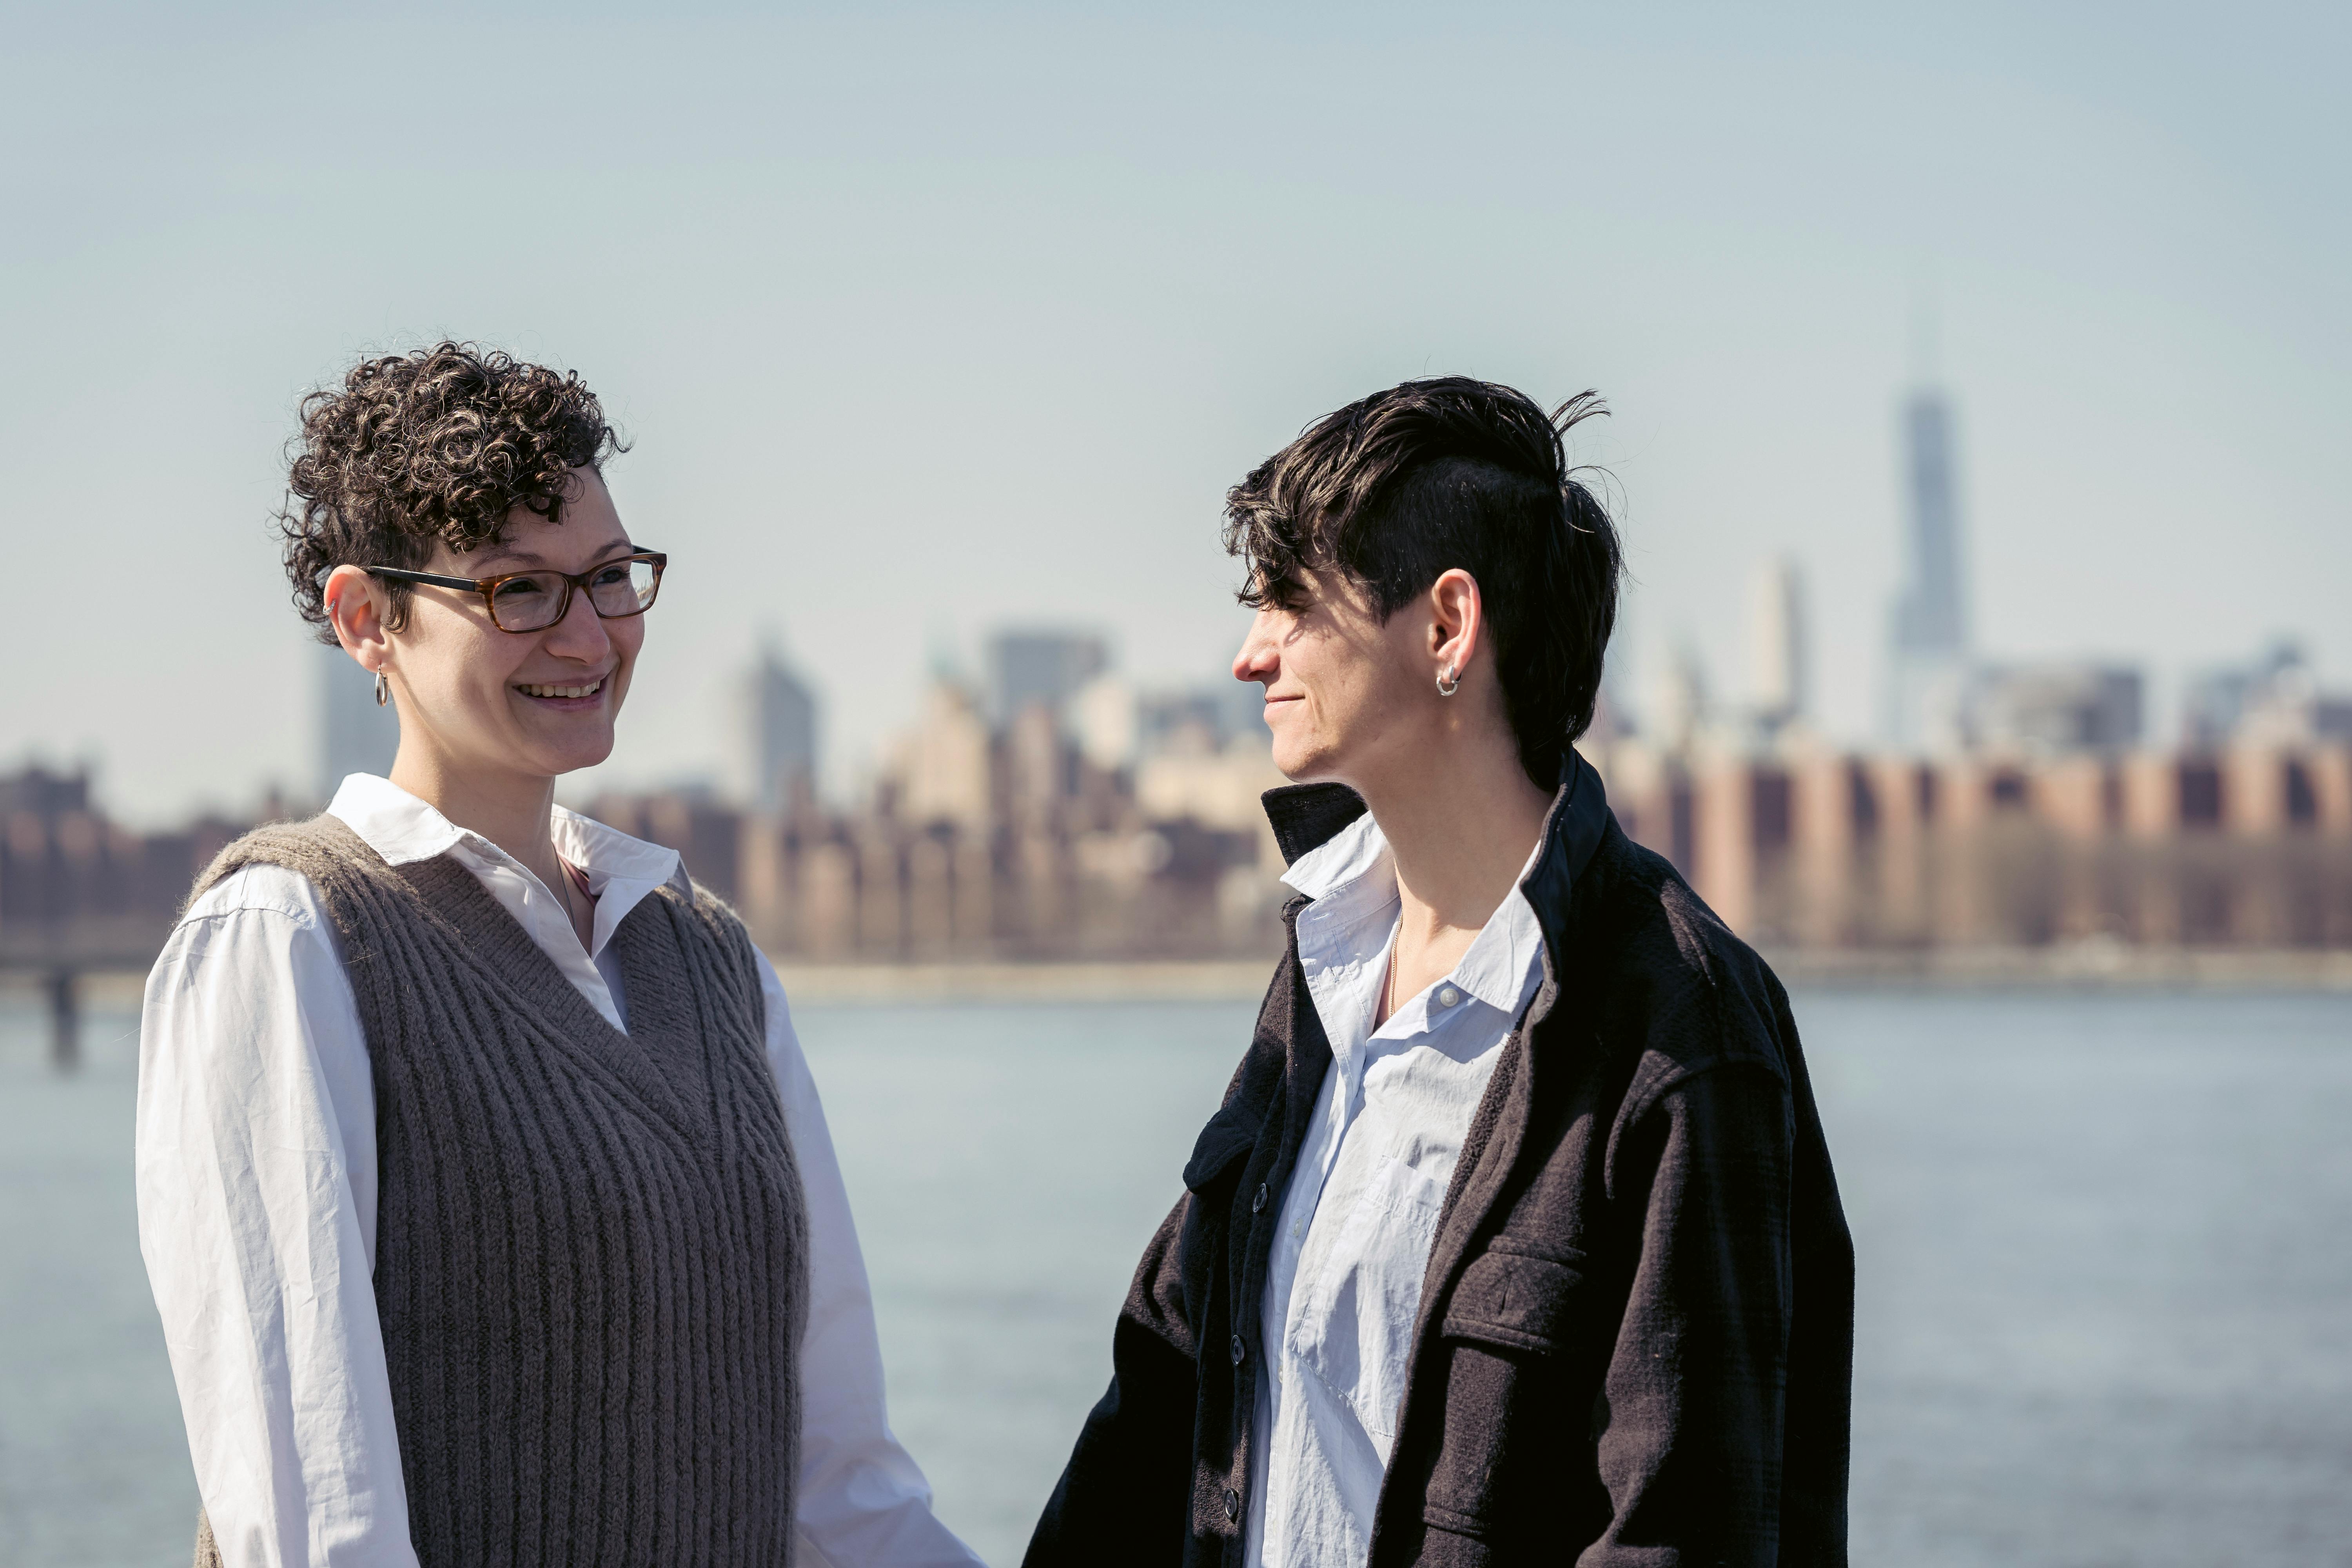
[1426, 568, 1485, 686]
[323, 565, 395, 678]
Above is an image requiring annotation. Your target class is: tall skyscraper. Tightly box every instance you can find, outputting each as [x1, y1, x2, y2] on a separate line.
[986, 630, 1108, 726]
[1885, 388, 1973, 752]
[318, 640, 399, 800]
[735, 643, 819, 812]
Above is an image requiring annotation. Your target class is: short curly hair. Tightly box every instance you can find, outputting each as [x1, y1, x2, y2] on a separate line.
[279, 341, 628, 640]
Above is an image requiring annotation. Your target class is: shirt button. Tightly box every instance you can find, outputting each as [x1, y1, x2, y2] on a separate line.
[1223, 1487, 1241, 1522]
[1252, 1183, 1269, 1214]
[1230, 1333, 1246, 1365]
[1437, 984, 1461, 1007]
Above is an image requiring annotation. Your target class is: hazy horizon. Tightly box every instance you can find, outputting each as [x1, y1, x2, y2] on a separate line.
[5, 2, 2345, 825]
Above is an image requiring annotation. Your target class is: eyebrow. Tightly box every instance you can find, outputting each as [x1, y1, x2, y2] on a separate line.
[466, 539, 636, 571]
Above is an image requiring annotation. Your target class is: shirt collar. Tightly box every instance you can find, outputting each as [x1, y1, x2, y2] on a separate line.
[1451, 860, 1545, 1016]
[1281, 808, 1391, 902]
[1283, 808, 1546, 1019]
[324, 773, 691, 900]
[549, 806, 693, 900]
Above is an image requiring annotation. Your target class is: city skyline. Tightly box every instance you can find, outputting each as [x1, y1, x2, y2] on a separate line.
[46, 493, 2352, 826]
[292, 566, 2345, 825]
[7, 579, 2343, 1018]
[105, 345, 2352, 822]
[4, 5, 2345, 824]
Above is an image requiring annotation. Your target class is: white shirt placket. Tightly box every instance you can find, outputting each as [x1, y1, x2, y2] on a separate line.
[1245, 814, 1546, 1568]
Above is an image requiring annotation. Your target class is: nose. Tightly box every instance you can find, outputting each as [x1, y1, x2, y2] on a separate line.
[541, 580, 613, 661]
[1232, 608, 1280, 686]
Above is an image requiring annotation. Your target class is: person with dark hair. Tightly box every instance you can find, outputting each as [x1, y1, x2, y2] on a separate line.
[1027, 377, 1853, 1567]
[136, 343, 984, 1568]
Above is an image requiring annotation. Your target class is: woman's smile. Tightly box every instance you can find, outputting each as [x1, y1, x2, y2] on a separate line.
[514, 676, 609, 708]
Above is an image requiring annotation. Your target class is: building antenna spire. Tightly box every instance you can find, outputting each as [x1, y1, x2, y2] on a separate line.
[1909, 267, 1942, 388]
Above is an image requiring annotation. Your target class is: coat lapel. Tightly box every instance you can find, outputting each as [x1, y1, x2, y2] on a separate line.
[1385, 751, 1613, 1443]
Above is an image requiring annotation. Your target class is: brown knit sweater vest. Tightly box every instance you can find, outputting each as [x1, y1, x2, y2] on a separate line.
[187, 815, 809, 1567]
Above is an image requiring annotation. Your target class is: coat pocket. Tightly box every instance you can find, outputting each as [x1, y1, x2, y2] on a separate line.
[1421, 1242, 1602, 1532]
[1440, 1243, 1589, 1354]
[1183, 1101, 1259, 1193]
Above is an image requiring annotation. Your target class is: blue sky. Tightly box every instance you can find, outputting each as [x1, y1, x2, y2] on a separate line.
[4, 1, 2344, 819]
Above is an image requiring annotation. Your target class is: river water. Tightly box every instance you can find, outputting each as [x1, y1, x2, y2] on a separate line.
[2, 988, 2347, 1566]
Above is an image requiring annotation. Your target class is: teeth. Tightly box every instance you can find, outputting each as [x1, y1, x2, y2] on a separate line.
[520, 681, 602, 699]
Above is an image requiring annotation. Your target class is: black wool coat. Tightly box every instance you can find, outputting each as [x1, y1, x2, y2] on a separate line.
[1025, 752, 1854, 1568]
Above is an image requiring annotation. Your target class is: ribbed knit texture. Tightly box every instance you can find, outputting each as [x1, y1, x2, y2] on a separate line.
[188, 815, 809, 1568]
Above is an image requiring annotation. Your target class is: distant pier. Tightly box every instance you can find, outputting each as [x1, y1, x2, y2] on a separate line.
[1, 764, 239, 1072]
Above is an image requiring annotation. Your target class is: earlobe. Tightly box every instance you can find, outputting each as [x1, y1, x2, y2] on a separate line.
[323, 564, 390, 673]
[1429, 567, 1483, 686]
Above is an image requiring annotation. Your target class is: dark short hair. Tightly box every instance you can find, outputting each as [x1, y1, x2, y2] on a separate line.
[278, 341, 627, 639]
[1222, 376, 1623, 789]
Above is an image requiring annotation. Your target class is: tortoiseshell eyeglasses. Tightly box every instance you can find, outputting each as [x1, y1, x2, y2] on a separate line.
[366, 551, 667, 634]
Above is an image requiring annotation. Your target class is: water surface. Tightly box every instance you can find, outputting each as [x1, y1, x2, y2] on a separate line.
[2, 989, 2347, 1566]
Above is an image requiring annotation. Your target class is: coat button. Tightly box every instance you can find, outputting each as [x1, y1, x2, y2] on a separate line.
[1230, 1333, 1246, 1365]
[1223, 1487, 1241, 1522]
[1252, 1183, 1269, 1214]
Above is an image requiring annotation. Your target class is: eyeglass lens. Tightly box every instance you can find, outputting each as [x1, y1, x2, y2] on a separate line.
[488, 559, 659, 632]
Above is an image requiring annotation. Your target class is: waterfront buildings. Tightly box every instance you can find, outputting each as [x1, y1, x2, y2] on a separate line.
[8, 651, 2351, 992]
[17, 355, 2352, 974]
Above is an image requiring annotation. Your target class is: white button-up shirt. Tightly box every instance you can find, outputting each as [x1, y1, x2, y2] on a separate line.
[135, 774, 982, 1568]
[1245, 812, 1545, 1568]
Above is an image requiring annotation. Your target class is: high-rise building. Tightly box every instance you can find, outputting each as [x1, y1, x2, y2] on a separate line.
[318, 640, 399, 800]
[1650, 644, 1709, 755]
[1070, 674, 1139, 771]
[893, 679, 992, 832]
[1969, 662, 2143, 755]
[2185, 639, 2352, 749]
[1885, 388, 1972, 752]
[734, 643, 819, 813]
[1746, 556, 1807, 731]
[987, 630, 1107, 726]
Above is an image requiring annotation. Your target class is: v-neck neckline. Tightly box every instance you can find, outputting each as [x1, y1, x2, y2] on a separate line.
[399, 855, 712, 1146]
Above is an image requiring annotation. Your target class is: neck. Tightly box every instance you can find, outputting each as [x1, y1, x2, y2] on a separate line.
[387, 743, 566, 893]
[1354, 731, 1554, 949]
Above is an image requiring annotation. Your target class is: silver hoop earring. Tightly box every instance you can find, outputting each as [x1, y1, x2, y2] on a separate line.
[1436, 666, 1459, 698]
[374, 670, 390, 707]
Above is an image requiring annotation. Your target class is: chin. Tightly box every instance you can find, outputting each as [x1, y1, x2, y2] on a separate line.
[1270, 738, 1337, 785]
[526, 731, 618, 778]
[565, 737, 619, 774]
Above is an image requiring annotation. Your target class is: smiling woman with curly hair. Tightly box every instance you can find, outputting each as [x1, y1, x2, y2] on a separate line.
[136, 342, 984, 1568]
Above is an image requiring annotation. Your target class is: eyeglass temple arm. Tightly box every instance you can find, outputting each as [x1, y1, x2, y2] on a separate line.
[366, 566, 493, 590]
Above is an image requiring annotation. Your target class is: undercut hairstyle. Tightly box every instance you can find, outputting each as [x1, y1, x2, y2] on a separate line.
[278, 341, 628, 640]
[1223, 376, 1624, 790]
